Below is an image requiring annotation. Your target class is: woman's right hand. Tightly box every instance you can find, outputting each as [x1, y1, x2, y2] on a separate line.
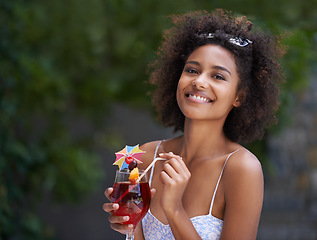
[103, 187, 134, 235]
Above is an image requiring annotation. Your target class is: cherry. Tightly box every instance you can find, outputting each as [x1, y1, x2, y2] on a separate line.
[125, 156, 134, 164]
[128, 160, 138, 171]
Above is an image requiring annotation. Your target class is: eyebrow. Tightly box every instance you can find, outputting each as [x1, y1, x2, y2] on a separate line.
[185, 61, 232, 75]
[212, 66, 231, 76]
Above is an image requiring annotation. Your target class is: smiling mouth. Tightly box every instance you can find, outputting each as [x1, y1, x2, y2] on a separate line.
[186, 93, 213, 103]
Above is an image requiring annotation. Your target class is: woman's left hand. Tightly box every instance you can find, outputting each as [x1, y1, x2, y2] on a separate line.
[159, 152, 191, 214]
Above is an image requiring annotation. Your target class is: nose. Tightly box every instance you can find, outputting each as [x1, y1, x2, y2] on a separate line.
[192, 74, 208, 89]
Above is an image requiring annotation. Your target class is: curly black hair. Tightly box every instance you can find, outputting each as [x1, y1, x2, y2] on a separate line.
[149, 9, 285, 143]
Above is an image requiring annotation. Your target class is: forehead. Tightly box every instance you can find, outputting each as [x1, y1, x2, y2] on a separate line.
[186, 44, 238, 76]
[188, 44, 236, 65]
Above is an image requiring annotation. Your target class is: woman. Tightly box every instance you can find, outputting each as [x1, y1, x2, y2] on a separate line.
[103, 9, 285, 240]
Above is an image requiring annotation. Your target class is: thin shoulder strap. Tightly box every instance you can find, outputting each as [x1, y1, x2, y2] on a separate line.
[148, 140, 164, 187]
[209, 149, 241, 214]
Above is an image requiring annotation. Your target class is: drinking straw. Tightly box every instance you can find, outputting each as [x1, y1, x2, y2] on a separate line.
[114, 184, 137, 203]
[137, 157, 165, 182]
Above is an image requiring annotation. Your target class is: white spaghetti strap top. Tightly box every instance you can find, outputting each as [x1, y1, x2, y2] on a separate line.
[148, 140, 163, 186]
[209, 149, 240, 214]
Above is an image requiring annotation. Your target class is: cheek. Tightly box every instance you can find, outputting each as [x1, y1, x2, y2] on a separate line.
[176, 82, 189, 116]
[176, 81, 183, 106]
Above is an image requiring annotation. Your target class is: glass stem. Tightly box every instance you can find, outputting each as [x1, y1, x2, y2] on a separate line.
[126, 228, 135, 240]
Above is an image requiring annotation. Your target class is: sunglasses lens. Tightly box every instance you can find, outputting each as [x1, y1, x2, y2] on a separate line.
[229, 37, 252, 47]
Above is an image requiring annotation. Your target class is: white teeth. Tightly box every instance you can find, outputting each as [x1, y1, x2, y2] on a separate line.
[189, 94, 211, 103]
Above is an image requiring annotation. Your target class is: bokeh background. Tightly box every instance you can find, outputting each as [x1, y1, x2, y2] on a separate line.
[1, 0, 317, 239]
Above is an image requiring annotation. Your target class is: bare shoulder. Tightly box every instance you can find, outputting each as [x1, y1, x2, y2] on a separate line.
[139, 140, 163, 169]
[223, 148, 264, 191]
[225, 148, 263, 177]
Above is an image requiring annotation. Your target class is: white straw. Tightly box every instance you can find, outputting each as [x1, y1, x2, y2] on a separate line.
[138, 157, 166, 182]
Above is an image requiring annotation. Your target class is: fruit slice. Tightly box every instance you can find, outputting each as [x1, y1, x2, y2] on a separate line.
[129, 167, 139, 184]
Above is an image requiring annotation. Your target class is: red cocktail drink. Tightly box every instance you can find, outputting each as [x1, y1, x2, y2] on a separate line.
[110, 169, 151, 240]
[111, 181, 151, 226]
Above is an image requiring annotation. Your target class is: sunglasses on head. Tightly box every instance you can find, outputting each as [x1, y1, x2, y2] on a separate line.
[197, 33, 253, 47]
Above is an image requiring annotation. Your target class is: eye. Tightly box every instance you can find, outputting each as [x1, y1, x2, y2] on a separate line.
[213, 74, 226, 81]
[184, 67, 199, 75]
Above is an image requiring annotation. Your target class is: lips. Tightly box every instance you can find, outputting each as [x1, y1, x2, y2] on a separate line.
[186, 93, 213, 103]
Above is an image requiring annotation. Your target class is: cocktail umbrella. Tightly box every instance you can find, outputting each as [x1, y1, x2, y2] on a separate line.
[113, 145, 145, 171]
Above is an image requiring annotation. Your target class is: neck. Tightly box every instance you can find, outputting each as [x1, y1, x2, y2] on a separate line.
[179, 118, 230, 162]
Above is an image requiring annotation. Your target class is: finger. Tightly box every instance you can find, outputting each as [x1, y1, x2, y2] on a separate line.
[160, 170, 172, 185]
[102, 202, 119, 213]
[159, 152, 177, 159]
[104, 187, 113, 200]
[160, 152, 185, 168]
[150, 188, 156, 199]
[175, 158, 191, 177]
[110, 223, 134, 234]
[165, 154, 191, 177]
[162, 160, 179, 178]
[164, 158, 187, 177]
[108, 214, 130, 224]
[159, 153, 190, 178]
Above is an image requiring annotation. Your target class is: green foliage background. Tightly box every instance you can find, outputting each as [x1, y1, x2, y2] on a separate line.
[0, 0, 316, 239]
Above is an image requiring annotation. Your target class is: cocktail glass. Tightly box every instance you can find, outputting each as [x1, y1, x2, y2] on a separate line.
[110, 170, 151, 240]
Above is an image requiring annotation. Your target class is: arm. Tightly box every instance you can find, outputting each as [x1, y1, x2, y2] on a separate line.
[220, 151, 264, 240]
[159, 152, 202, 240]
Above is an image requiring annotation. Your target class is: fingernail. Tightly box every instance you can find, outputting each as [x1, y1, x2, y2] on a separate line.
[159, 153, 163, 156]
[128, 224, 133, 228]
[123, 216, 129, 221]
[113, 203, 119, 209]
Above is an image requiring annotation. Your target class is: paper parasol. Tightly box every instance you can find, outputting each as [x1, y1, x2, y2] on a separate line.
[113, 145, 145, 171]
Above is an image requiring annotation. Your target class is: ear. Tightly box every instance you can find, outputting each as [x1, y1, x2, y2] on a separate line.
[233, 96, 242, 108]
[233, 89, 247, 108]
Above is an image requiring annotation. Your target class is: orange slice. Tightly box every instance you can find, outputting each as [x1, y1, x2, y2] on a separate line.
[129, 167, 139, 184]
